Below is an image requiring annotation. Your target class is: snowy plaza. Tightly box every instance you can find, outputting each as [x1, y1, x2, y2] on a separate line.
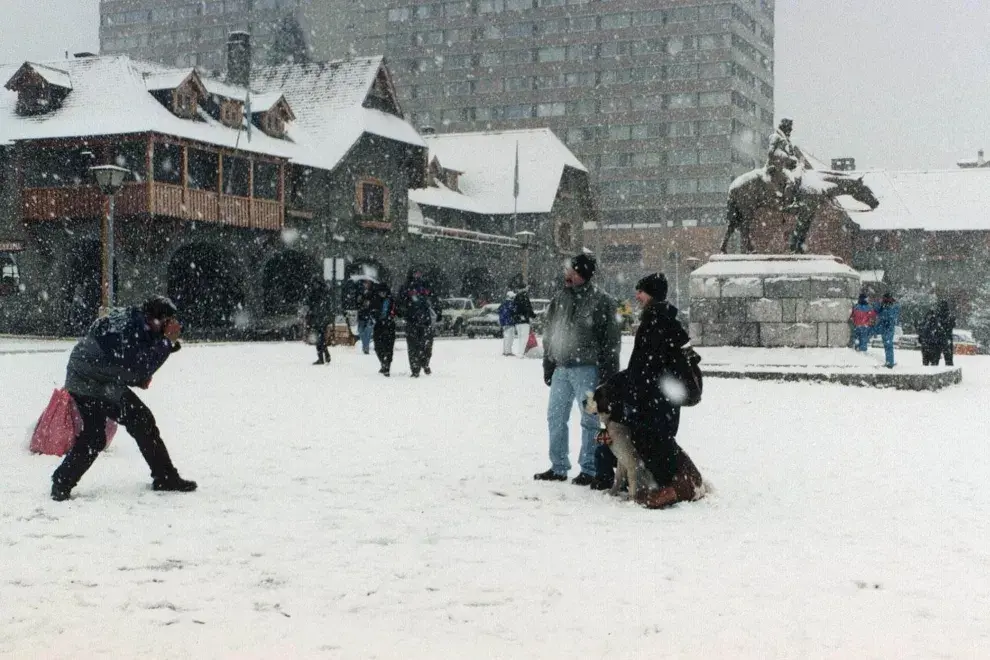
[2, 337, 989, 659]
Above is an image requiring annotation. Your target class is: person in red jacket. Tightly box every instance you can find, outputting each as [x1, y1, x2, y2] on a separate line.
[849, 293, 877, 352]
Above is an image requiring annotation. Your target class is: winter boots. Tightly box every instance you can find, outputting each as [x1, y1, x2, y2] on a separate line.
[152, 473, 198, 492]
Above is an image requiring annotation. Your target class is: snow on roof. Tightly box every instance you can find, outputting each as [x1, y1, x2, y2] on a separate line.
[0, 54, 423, 172]
[251, 57, 425, 172]
[420, 128, 586, 215]
[838, 168, 990, 231]
[409, 182, 487, 214]
[857, 269, 885, 283]
[144, 69, 197, 92]
[0, 56, 294, 158]
[4, 62, 74, 90]
[692, 254, 858, 278]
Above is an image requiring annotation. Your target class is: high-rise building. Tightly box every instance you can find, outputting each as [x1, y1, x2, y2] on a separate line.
[306, 0, 775, 229]
[99, 0, 305, 71]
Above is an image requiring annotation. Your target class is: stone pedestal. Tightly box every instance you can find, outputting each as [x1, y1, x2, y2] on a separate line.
[689, 254, 861, 348]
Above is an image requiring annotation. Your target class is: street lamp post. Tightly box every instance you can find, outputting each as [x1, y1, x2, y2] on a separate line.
[90, 165, 131, 313]
[515, 230, 535, 286]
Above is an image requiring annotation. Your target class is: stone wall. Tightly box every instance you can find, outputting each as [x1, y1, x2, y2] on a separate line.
[689, 255, 861, 348]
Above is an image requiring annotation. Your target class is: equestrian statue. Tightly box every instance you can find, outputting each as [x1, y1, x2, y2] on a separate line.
[719, 118, 880, 254]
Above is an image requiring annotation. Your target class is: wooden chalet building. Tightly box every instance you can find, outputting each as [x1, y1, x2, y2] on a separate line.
[0, 41, 535, 335]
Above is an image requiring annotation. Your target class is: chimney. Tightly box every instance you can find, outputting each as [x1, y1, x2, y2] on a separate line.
[420, 125, 436, 135]
[979, 149, 986, 167]
[227, 31, 251, 87]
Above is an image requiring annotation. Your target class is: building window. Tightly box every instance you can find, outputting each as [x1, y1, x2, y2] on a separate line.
[667, 179, 698, 194]
[222, 154, 250, 197]
[557, 223, 572, 250]
[154, 142, 183, 185]
[601, 13, 630, 29]
[537, 102, 565, 117]
[603, 244, 642, 263]
[477, 0, 505, 13]
[667, 92, 697, 109]
[220, 100, 242, 128]
[188, 149, 219, 191]
[0, 254, 19, 296]
[357, 179, 388, 218]
[172, 89, 198, 118]
[253, 161, 280, 200]
[699, 91, 730, 107]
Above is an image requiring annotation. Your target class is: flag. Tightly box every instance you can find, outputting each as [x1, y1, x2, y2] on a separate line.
[513, 140, 519, 199]
[243, 89, 252, 142]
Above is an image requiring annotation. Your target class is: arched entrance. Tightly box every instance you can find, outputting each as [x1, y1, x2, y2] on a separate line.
[63, 240, 103, 334]
[263, 250, 317, 316]
[461, 267, 493, 304]
[167, 243, 245, 331]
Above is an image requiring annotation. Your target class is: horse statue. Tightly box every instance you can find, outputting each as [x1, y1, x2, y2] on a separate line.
[719, 168, 880, 254]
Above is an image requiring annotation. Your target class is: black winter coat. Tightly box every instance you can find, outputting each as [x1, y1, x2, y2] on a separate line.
[624, 301, 690, 433]
[919, 304, 955, 348]
[306, 282, 335, 326]
[511, 290, 536, 324]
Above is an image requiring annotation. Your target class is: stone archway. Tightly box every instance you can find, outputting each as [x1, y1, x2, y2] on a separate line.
[167, 242, 245, 331]
[263, 250, 318, 316]
[63, 240, 103, 334]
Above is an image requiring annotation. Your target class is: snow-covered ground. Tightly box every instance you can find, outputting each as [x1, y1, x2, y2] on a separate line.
[2, 338, 989, 659]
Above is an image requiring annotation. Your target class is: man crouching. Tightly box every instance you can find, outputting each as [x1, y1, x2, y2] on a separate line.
[50, 296, 196, 501]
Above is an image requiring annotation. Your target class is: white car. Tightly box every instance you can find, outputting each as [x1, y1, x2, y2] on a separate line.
[439, 297, 481, 335]
[465, 303, 503, 339]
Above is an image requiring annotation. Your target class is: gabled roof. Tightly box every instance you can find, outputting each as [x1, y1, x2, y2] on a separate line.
[4, 62, 73, 91]
[411, 128, 586, 215]
[0, 56, 296, 157]
[838, 168, 990, 231]
[143, 69, 203, 94]
[251, 56, 424, 171]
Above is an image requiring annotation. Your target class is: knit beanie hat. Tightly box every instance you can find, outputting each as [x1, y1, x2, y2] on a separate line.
[143, 295, 178, 321]
[570, 253, 597, 281]
[635, 273, 668, 301]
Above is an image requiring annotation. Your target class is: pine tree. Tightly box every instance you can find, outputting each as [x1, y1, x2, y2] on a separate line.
[266, 16, 310, 67]
[967, 278, 990, 344]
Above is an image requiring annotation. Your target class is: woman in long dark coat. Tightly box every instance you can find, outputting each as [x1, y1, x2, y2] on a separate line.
[596, 273, 704, 508]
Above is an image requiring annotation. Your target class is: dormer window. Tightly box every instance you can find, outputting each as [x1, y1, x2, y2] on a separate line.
[251, 94, 294, 139]
[4, 62, 72, 117]
[261, 112, 285, 138]
[220, 99, 243, 128]
[173, 88, 198, 118]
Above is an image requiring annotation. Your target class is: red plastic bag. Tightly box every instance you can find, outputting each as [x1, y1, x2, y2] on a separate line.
[525, 330, 538, 352]
[30, 389, 117, 456]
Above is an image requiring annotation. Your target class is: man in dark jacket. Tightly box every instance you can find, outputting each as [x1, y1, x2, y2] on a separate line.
[592, 273, 704, 507]
[51, 296, 196, 501]
[372, 283, 398, 377]
[535, 252, 621, 485]
[306, 277, 335, 365]
[919, 300, 955, 366]
[510, 281, 537, 356]
[397, 268, 442, 377]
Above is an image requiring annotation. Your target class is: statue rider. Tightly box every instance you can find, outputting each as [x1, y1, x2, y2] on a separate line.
[766, 118, 804, 213]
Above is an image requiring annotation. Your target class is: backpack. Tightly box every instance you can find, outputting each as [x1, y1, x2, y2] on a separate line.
[667, 344, 704, 407]
[498, 300, 515, 327]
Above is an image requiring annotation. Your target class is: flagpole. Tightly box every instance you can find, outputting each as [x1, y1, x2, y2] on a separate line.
[512, 140, 519, 234]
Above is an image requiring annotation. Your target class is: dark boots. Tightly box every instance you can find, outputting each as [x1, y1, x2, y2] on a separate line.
[152, 473, 198, 492]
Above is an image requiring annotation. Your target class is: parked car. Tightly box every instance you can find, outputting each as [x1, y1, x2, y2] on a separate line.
[465, 303, 503, 338]
[440, 297, 481, 335]
[953, 329, 983, 355]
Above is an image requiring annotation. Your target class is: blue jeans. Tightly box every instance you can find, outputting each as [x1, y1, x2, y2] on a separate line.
[358, 318, 374, 353]
[546, 365, 599, 476]
[854, 326, 871, 351]
[882, 332, 895, 366]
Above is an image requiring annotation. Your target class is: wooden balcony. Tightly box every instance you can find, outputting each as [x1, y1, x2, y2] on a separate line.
[23, 182, 284, 230]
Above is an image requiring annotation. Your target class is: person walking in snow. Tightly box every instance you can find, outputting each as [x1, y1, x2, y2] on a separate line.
[918, 299, 955, 366]
[849, 293, 877, 352]
[498, 291, 517, 356]
[50, 296, 196, 501]
[372, 283, 398, 377]
[874, 292, 901, 368]
[591, 273, 705, 508]
[355, 278, 377, 355]
[509, 276, 537, 356]
[397, 268, 442, 377]
[306, 276, 335, 365]
[535, 252, 621, 486]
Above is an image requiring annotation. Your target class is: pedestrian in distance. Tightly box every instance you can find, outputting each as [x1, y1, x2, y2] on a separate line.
[373, 283, 398, 377]
[509, 275, 537, 357]
[849, 293, 877, 352]
[50, 296, 196, 501]
[356, 278, 377, 355]
[874, 292, 901, 368]
[534, 252, 621, 486]
[397, 268, 443, 377]
[498, 291, 517, 356]
[918, 299, 955, 366]
[306, 276, 335, 365]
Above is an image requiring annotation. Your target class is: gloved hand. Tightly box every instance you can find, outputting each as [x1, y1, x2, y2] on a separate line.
[595, 429, 611, 446]
[543, 359, 555, 386]
[163, 318, 182, 341]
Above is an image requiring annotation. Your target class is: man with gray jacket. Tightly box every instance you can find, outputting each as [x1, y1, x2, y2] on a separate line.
[50, 296, 196, 501]
[534, 252, 621, 485]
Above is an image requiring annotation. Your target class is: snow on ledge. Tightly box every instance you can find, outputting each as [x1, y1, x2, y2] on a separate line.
[693, 254, 858, 278]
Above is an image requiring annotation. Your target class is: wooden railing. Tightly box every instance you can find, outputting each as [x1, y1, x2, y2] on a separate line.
[23, 182, 283, 230]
